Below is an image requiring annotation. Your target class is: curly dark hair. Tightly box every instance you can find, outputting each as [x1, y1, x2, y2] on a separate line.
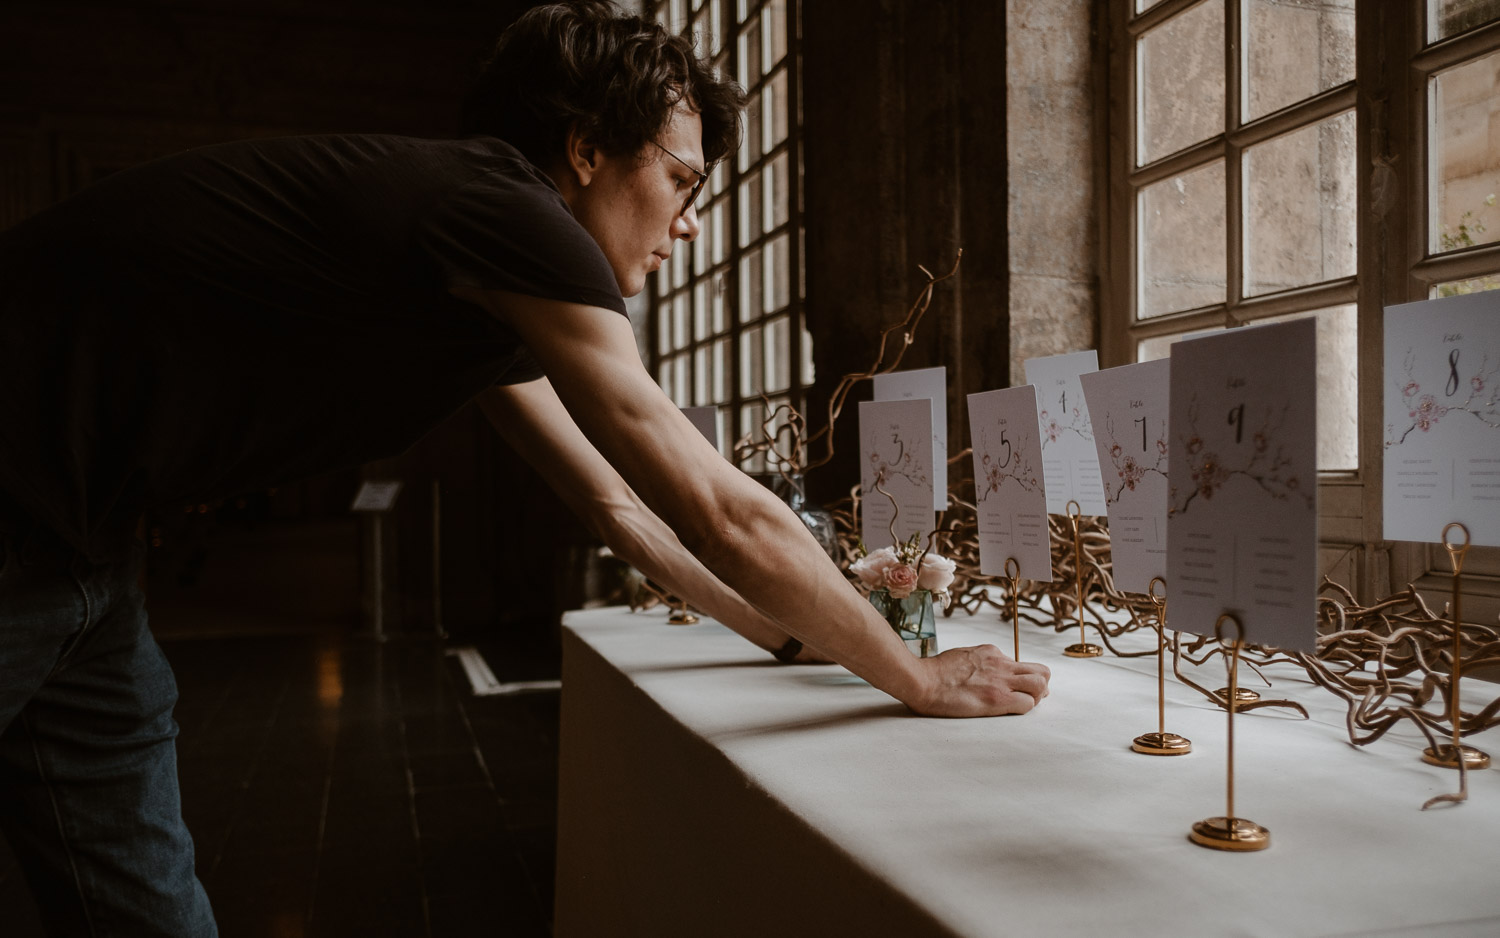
[462, 1, 745, 170]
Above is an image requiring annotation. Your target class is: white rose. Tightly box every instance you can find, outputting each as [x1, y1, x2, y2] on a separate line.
[849, 546, 901, 588]
[915, 553, 956, 593]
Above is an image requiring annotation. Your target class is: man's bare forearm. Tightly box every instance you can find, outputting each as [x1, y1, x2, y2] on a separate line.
[477, 380, 819, 661]
[594, 489, 823, 659]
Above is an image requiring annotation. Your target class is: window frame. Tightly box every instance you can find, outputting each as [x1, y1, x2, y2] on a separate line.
[647, 0, 807, 472]
[1103, 0, 1500, 610]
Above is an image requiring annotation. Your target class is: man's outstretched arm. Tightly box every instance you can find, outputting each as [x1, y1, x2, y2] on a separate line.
[454, 286, 1050, 717]
[477, 377, 830, 662]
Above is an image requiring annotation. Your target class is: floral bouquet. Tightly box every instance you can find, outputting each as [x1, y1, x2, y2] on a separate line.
[849, 536, 956, 657]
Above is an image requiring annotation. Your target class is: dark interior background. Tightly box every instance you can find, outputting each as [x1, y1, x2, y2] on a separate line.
[0, 0, 605, 642]
[0, 0, 1013, 641]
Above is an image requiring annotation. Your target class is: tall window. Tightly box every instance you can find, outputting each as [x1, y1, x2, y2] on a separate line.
[1104, 0, 1500, 603]
[1106, 0, 1360, 472]
[650, 0, 810, 472]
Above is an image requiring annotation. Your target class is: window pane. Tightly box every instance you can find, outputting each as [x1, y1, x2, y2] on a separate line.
[715, 406, 732, 459]
[1245, 0, 1355, 122]
[765, 314, 790, 392]
[740, 89, 763, 173]
[692, 6, 710, 53]
[766, 150, 791, 233]
[739, 247, 763, 323]
[763, 0, 788, 69]
[738, 17, 763, 87]
[740, 325, 764, 396]
[672, 351, 691, 407]
[712, 270, 728, 332]
[709, 201, 727, 266]
[713, 337, 730, 402]
[693, 209, 708, 272]
[1432, 273, 1500, 297]
[1429, 0, 1500, 41]
[657, 300, 672, 355]
[658, 357, 673, 395]
[1137, 0, 1224, 165]
[1138, 160, 1227, 317]
[765, 69, 790, 153]
[672, 292, 690, 349]
[694, 345, 711, 405]
[671, 242, 688, 289]
[1254, 306, 1358, 470]
[710, 159, 728, 198]
[1244, 110, 1357, 296]
[765, 231, 791, 313]
[694, 281, 709, 340]
[739, 170, 764, 247]
[1431, 50, 1500, 254]
[801, 322, 815, 386]
[707, 0, 725, 56]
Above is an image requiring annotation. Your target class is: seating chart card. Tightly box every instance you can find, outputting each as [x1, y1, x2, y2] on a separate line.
[1167, 321, 1318, 653]
[1383, 291, 1500, 547]
[681, 406, 721, 450]
[1022, 350, 1107, 516]
[1080, 360, 1170, 595]
[859, 398, 935, 549]
[873, 367, 948, 511]
[967, 386, 1053, 581]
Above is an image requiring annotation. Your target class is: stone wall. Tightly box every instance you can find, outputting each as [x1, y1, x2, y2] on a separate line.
[1006, 0, 1098, 383]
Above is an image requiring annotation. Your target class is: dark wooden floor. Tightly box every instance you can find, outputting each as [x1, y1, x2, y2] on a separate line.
[0, 519, 562, 937]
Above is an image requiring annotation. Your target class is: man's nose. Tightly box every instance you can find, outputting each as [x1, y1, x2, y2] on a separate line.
[676, 203, 701, 241]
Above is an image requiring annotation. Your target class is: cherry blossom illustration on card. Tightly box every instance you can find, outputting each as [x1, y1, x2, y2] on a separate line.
[858, 398, 936, 550]
[1081, 359, 1170, 595]
[1023, 350, 1107, 515]
[1167, 321, 1318, 654]
[1383, 292, 1500, 547]
[873, 367, 948, 512]
[967, 386, 1053, 580]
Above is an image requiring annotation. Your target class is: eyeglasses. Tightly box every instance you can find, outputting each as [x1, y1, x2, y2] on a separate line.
[652, 141, 709, 217]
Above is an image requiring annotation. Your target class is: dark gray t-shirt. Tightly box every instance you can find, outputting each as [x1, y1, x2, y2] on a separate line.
[0, 133, 626, 555]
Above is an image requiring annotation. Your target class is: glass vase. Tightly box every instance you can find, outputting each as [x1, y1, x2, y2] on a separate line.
[761, 472, 840, 560]
[869, 588, 938, 658]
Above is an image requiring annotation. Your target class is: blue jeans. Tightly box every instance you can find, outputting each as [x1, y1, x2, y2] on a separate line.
[0, 531, 217, 937]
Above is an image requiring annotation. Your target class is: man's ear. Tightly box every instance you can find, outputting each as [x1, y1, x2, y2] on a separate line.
[563, 125, 602, 187]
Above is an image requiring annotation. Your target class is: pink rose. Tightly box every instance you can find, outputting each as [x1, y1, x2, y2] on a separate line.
[849, 547, 901, 588]
[915, 553, 956, 593]
[883, 563, 919, 599]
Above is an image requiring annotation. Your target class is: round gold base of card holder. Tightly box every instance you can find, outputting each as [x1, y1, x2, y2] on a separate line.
[1216, 687, 1260, 704]
[1189, 816, 1270, 852]
[1421, 744, 1491, 770]
[1132, 732, 1193, 756]
[1063, 643, 1104, 658]
[667, 610, 699, 625]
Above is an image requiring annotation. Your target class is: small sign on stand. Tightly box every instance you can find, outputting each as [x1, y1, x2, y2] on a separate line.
[352, 480, 403, 642]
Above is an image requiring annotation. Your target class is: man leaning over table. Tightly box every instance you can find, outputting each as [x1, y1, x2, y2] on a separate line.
[0, 2, 1050, 934]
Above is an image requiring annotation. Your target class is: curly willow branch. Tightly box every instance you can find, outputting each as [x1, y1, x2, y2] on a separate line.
[701, 248, 1500, 792]
[732, 251, 963, 481]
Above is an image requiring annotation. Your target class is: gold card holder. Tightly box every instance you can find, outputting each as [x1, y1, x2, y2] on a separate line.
[1190, 614, 1270, 852]
[1132, 577, 1192, 756]
[1004, 556, 1023, 661]
[1061, 501, 1103, 658]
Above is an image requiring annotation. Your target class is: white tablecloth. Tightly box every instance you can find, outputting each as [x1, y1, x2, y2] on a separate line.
[554, 605, 1500, 938]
